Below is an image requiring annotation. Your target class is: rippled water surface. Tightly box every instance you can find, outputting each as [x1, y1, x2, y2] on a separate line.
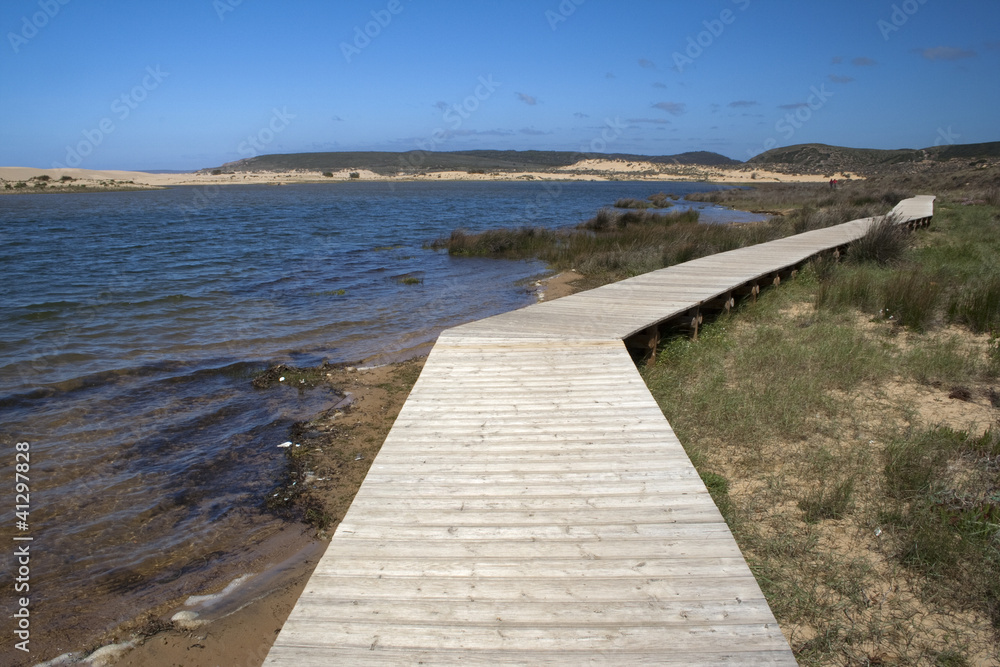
[0, 181, 760, 659]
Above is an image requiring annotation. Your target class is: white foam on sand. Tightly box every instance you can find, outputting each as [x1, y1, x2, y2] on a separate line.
[82, 641, 137, 666]
[183, 572, 254, 607]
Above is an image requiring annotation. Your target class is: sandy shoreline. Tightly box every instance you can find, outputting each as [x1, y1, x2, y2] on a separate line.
[0, 160, 855, 194]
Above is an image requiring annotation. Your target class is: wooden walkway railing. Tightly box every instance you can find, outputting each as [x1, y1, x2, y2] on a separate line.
[264, 195, 935, 666]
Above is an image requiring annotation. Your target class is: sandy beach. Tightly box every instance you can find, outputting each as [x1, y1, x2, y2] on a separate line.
[0, 160, 855, 194]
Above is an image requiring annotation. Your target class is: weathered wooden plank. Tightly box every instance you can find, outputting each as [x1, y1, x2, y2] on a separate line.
[271, 621, 790, 652]
[264, 648, 795, 667]
[292, 571, 770, 601]
[330, 522, 739, 542]
[339, 506, 726, 527]
[321, 535, 744, 559]
[284, 597, 778, 626]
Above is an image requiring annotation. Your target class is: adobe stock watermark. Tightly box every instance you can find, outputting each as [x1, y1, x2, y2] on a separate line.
[746, 83, 833, 158]
[179, 108, 296, 220]
[933, 125, 959, 146]
[213, 0, 244, 22]
[52, 65, 169, 169]
[422, 75, 502, 151]
[340, 0, 406, 64]
[545, 0, 585, 31]
[580, 117, 628, 154]
[237, 107, 295, 157]
[391, 75, 501, 179]
[7, 0, 71, 54]
[672, 0, 750, 73]
[878, 0, 929, 40]
[522, 117, 629, 223]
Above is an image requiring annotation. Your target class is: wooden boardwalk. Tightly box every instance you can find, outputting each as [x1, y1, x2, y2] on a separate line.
[264, 196, 934, 666]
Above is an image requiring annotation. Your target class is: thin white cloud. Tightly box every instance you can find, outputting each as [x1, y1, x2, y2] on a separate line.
[829, 75, 854, 83]
[728, 100, 758, 108]
[638, 58, 656, 69]
[852, 56, 877, 66]
[515, 92, 538, 106]
[627, 117, 672, 125]
[451, 129, 514, 137]
[916, 46, 977, 60]
[652, 101, 686, 116]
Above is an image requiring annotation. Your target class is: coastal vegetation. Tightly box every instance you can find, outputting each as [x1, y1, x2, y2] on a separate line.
[204, 148, 741, 176]
[613, 192, 678, 209]
[639, 185, 1000, 664]
[1, 175, 156, 193]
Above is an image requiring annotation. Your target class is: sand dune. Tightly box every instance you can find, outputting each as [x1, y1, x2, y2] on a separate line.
[0, 160, 856, 191]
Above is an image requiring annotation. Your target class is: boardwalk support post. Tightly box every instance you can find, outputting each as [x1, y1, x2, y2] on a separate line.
[645, 324, 660, 366]
[689, 307, 703, 341]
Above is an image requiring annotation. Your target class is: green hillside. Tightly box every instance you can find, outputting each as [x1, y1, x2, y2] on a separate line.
[748, 141, 1000, 175]
[206, 149, 740, 175]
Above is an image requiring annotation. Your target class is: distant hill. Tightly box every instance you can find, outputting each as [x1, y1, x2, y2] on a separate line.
[747, 141, 1000, 176]
[207, 150, 740, 175]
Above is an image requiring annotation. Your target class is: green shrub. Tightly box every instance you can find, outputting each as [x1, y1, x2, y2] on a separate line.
[799, 477, 855, 523]
[881, 269, 942, 331]
[848, 215, 911, 265]
[576, 246, 661, 279]
[883, 427, 1000, 627]
[815, 266, 884, 313]
[613, 198, 653, 209]
[948, 273, 1000, 333]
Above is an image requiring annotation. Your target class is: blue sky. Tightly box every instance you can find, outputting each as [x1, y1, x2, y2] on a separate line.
[1, 0, 997, 171]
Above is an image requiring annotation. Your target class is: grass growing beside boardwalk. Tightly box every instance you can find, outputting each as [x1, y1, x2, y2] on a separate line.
[432, 183, 912, 287]
[432, 201, 885, 287]
[642, 200, 1000, 665]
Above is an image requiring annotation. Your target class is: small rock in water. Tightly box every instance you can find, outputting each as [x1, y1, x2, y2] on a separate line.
[279, 376, 285, 382]
[277, 441, 292, 448]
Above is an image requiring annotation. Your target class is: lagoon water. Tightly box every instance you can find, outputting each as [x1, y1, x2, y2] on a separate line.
[0, 181, 763, 658]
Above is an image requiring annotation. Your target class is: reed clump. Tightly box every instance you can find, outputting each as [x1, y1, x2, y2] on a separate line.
[613, 192, 677, 209]
[432, 202, 788, 284]
[847, 214, 912, 265]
